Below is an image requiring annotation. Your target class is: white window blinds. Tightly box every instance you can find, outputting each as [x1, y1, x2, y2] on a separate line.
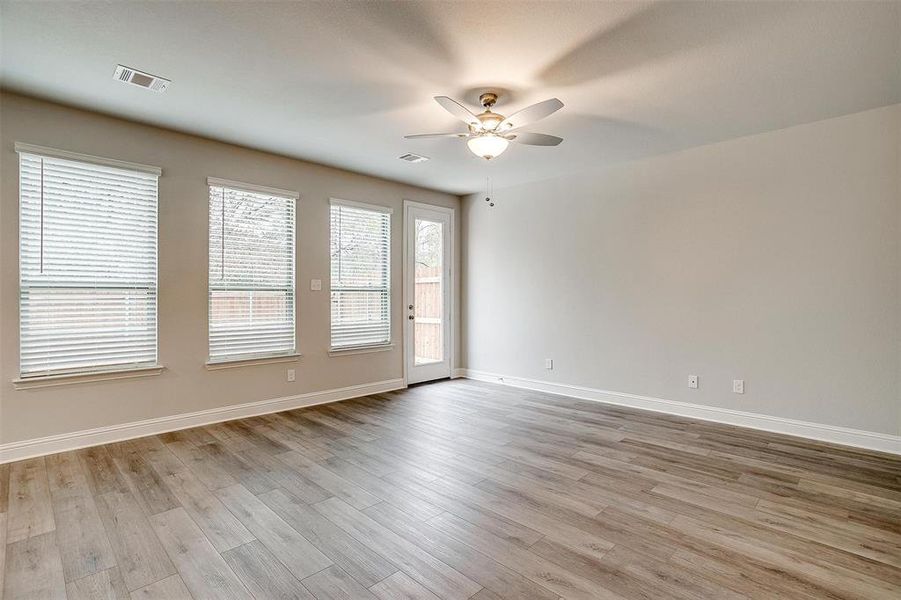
[17, 147, 160, 377]
[208, 180, 296, 362]
[330, 199, 391, 349]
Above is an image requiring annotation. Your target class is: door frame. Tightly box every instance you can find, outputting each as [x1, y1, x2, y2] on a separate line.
[402, 200, 456, 386]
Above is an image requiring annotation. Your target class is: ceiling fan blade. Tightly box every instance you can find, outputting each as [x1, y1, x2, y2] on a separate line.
[497, 98, 564, 132]
[404, 132, 471, 139]
[507, 132, 563, 146]
[434, 96, 482, 128]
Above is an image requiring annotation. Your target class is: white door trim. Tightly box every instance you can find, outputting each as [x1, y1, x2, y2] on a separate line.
[403, 201, 456, 385]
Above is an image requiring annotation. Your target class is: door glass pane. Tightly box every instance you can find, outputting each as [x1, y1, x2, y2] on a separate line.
[414, 218, 443, 365]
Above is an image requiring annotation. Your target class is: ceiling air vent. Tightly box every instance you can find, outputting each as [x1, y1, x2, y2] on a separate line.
[113, 65, 171, 93]
[398, 153, 429, 163]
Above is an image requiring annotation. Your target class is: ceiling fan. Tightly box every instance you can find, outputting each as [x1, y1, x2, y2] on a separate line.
[405, 92, 564, 160]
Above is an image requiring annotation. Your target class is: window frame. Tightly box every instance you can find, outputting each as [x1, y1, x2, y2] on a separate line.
[15, 143, 161, 382]
[329, 197, 393, 352]
[206, 177, 298, 365]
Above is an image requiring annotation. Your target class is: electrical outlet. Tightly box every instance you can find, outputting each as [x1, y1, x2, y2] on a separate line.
[688, 375, 698, 389]
[287, 368, 296, 382]
[545, 358, 554, 370]
[310, 279, 322, 291]
[733, 379, 744, 394]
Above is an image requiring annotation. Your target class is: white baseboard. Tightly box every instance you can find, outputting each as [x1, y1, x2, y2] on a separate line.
[6, 371, 898, 462]
[460, 369, 901, 456]
[0, 378, 405, 464]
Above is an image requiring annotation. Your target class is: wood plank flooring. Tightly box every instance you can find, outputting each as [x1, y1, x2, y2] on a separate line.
[2, 379, 900, 599]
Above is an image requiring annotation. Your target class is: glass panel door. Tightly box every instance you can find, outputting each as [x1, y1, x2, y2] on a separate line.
[405, 203, 452, 384]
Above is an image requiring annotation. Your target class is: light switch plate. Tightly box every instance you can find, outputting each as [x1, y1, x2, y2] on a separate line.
[310, 279, 322, 291]
[545, 358, 554, 370]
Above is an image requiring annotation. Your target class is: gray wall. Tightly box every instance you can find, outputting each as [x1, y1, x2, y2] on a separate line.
[0, 93, 460, 444]
[462, 104, 901, 436]
[3, 93, 898, 444]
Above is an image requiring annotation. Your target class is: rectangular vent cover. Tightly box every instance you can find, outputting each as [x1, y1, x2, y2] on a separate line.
[113, 65, 171, 93]
[398, 153, 429, 163]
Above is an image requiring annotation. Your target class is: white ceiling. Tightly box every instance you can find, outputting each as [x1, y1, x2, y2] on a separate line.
[2, 1, 899, 195]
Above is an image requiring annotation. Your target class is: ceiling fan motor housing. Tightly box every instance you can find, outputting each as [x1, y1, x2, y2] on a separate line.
[475, 112, 505, 131]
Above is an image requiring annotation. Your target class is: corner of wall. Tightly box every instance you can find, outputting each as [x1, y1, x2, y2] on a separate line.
[887, 103, 901, 438]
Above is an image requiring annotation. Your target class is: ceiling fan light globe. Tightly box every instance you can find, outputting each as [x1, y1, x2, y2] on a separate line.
[467, 135, 509, 160]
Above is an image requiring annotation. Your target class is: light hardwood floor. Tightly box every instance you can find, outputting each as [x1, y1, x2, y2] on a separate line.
[1, 379, 900, 599]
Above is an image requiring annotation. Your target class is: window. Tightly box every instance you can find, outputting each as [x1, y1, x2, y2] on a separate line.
[208, 178, 296, 363]
[17, 144, 160, 377]
[330, 199, 391, 349]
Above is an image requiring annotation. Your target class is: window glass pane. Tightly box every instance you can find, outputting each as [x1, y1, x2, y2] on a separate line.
[18, 152, 159, 376]
[414, 219, 443, 365]
[330, 202, 391, 348]
[208, 185, 295, 361]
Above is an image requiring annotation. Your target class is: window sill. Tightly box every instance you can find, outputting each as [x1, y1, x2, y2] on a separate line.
[13, 365, 165, 390]
[206, 353, 302, 370]
[328, 344, 395, 357]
